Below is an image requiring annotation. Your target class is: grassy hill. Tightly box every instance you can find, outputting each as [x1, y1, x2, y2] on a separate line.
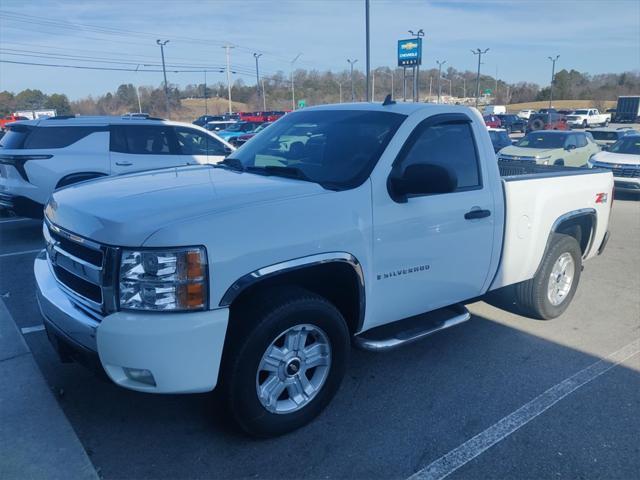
[173, 97, 250, 122]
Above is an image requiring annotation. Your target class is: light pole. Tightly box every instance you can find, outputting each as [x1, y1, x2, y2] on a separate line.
[261, 78, 267, 110]
[156, 39, 170, 114]
[548, 55, 560, 109]
[471, 48, 489, 108]
[204, 70, 207, 115]
[222, 44, 234, 114]
[408, 29, 425, 102]
[436, 60, 446, 104]
[290, 52, 302, 110]
[380, 70, 394, 100]
[365, 0, 371, 103]
[347, 58, 358, 101]
[336, 80, 343, 103]
[253, 53, 263, 109]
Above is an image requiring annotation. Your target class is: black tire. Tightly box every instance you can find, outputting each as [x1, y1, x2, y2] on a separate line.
[504, 125, 511, 134]
[515, 233, 582, 320]
[554, 159, 565, 166]
[530, 118, 545, 131]
[222, 286, 350, 437]
[582, 120, 588, 129]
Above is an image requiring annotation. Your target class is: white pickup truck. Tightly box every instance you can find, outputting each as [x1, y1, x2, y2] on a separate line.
[566, 108, 611, 129]
[35, 102, 613, 437]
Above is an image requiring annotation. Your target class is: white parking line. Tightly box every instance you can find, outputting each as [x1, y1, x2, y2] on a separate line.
[21, 324, 45, 334]
[408, 339, 640, 480]
[0, 248, 43, 258]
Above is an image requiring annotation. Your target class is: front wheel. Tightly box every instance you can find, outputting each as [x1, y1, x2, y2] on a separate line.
[222, 287, 350, 437]
[582, 120, 588, 129]
[515, 233, 582, 320]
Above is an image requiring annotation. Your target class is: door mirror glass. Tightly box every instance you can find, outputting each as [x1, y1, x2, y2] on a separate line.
[565, 144, 577, 151]
[389, 164, 458, 202]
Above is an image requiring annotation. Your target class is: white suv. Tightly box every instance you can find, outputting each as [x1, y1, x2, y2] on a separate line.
[0, 115, 235, 218]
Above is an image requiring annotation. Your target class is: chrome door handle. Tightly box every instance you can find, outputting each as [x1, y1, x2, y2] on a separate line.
[115, 161, 133, 166]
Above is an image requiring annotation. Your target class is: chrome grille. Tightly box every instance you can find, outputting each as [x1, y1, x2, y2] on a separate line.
[592, 162, 640, 178]
[44, 219, 119, 317]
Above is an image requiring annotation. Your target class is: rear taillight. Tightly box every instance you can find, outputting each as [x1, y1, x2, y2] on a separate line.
[0, 154, 53, 181]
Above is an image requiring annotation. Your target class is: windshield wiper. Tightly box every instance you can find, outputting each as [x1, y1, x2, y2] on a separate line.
[213, 157, 245, 172]
[245, 165, 314, 182]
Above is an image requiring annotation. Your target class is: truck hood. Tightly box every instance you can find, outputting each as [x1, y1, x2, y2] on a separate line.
[591, 151, 640, 166]
[45, 165, 326, 245]
[499, 146, 560, 158]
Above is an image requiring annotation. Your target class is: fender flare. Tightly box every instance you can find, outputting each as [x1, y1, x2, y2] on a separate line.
[219, 252, 366, 331]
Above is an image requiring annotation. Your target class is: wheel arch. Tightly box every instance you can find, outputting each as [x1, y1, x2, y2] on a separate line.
[546, 208, 596, 260]
[220, 253, 366, 335]
[55, 171, 108, 189]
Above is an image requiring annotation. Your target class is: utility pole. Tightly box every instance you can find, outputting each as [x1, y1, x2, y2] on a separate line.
[463, 77, 466, 99]
[347, 58, 358, 101]
[204, 70, 208, 115]
[380, 70, 393, 100]
[365, 0, 371, 103]
[253, 53, 263, 109]
[156, 39, 170, 115]
[372, 70, 375, 101]
[223, 44, 234, 114]
[261, 78, 267, 110]
[336, 80, 343, 103]
[436, 60, 446, 104]
[408, 29, 424, 102]
[428, 76, 432, 101]
[471, 48, 489, 108]
[548, 55, 560, 109]
[290, 53, 302, 110]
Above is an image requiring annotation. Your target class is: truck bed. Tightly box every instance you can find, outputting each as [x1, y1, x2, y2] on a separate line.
[498, 159, 595, 180]
[490, 160, 613, 291]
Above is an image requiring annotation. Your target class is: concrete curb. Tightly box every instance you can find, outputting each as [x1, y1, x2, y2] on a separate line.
[0, 298, 99, 480]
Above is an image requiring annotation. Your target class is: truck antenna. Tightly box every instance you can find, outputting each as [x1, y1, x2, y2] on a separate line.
[382, 94, 396, 106]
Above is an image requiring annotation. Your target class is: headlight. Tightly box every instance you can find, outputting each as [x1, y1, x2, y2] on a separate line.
[536, 155, 551, 165]
[119, 247, 208, 311]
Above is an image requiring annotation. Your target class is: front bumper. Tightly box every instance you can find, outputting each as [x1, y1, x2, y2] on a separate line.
[35, 252, 230, 394]
[0, 193, 43, 218]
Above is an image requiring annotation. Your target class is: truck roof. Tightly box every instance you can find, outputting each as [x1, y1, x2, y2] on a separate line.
[304, 101, 479, 117]
[11, 115, 188, 127]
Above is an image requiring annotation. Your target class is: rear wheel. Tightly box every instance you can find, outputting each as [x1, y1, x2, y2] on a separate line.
[222, 287, 350, 437]
[515, 233, 582, 320]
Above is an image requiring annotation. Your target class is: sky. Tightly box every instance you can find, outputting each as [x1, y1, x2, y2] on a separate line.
[0, 0, 638, 99]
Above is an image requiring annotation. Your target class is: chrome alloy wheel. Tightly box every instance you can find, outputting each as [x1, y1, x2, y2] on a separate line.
[256, 324, 331, 414]
[547, 252, 575, 306]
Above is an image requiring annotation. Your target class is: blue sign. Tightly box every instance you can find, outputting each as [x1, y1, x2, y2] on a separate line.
[397, 38, 422, 67]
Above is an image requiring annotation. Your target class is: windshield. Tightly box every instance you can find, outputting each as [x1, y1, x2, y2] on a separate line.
[224, 109, 406, 189]
[225, 123, 255, 132]
[489, 131, 509, 143]
[590, 131, 619, 141]
[516, 132, 566, 149]
[574, 110, 589, 115]
[609, 137, 640, 155]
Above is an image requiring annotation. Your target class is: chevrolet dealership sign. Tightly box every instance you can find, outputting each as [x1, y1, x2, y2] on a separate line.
[397, 38, 422, 67]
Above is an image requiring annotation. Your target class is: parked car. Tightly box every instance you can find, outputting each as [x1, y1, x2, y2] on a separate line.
[565, 109, 611, 129]
[538, 108, 558, 114]
[517, 109, 536, 120]
[526, 112, 568, 132]
[498, 130, 599, 167]
[557, 109, 574, 116]
[496, 114, 526, 133]
[36, 103, 613, 437]
[483, 115, 501, 128]
[586, 127, 638, 149]
[0, 115, 234, 218]
[230, 122, 273, 147]
[483, 105, 506, 115]
[193, 115, 225, 127]
[589, 134, 640, 193]
[614, 96, 640, 123]
[487, 128, 512, 154]
[0, 114, 29, 131]
[217, 121, 263, 141]
[205, 120, 237, 132]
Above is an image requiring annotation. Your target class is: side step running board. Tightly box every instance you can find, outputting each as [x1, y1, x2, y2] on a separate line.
[354, 304, 470, 352]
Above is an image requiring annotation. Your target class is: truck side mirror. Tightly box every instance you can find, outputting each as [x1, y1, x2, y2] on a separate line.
[565, 144, 577, 151]
[388, 164, 458, 203]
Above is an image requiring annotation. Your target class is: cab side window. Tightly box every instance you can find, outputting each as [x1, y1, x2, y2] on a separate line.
[398, 120, 481, 191]
[576, 134, 587, 148]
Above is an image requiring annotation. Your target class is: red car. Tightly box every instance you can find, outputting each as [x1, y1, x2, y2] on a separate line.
[483, 115, 502, 128]
[0, 114, 29, 131]
[526, 113, 569, 133]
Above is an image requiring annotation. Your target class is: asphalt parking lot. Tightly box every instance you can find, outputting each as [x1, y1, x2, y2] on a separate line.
[0, 191, 638, 480]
